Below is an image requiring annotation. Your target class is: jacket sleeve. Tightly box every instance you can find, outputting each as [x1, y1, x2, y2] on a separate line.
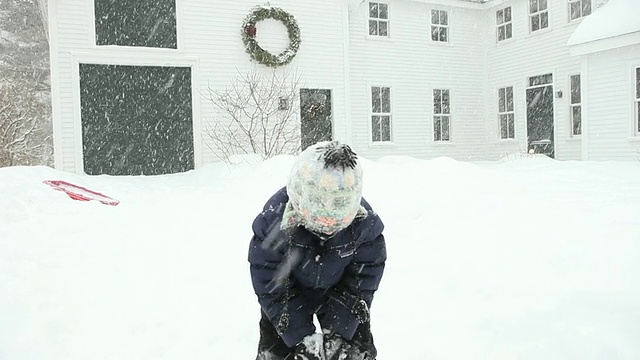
[248, 209, 315, 348]
[323, 210, 387, 340]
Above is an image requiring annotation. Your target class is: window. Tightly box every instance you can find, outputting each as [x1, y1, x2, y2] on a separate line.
[570, 74, 582, 136]
[79, 64, 194, 175]
[431, 9, 448, 43]
[371, 86, 391, 142]
[569, 0, 591, 21]
[369, 2, 389, 37]
[496, 7, 513, 42]
[94, 0, 177, 48]
[636, 67, 640, 135]
[433, 89, 451, 141]
[498, 87, 515, 139]
[529, 0, 549, 33]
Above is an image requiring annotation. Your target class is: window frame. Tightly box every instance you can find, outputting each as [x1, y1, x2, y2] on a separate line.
[569, 74, 582, 136]
[370, 86, 392, 142]
[433, 89, 451, 142]
[498, 86, 515, 139]
[430, 9, 449, 43]
[496, 6, 513, 43]
[529, 0, 550, 33]
[368, 2, 390, 38]
[635, 67, 640, 136]
[568, 0, 592, 22]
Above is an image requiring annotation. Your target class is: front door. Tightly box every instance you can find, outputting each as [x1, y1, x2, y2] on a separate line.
[300, 89, 332, 151]
[526, 74, 555, 158]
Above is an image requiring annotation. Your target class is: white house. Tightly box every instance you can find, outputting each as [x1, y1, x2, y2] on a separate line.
[568, 0, 640, 161]
[47, 0, 640, 175]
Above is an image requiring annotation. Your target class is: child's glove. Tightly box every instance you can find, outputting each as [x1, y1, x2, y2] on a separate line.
[293, 334, 323, 360]
[323, 332, 350, 360]
[352, 298, 370, 324]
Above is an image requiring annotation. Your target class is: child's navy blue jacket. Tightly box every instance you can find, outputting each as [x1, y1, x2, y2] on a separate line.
[248, 187, 386, 347]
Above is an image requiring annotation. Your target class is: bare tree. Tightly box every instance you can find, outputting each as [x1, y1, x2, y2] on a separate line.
[0, 0, 52, 167]
[204, 69, 303, 163]
[0, 84, 51, 166]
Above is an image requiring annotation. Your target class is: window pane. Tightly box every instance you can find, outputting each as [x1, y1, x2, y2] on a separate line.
[637, 102, 640, 132]
[440, 11, 448, 26]
[372, 87, 381, 112]
[582, 0, 592, 16]
[381, 87, 391, 112]
[572, 106, 582, 135]
[372, 116, 380, 141]
[497, 9, 504, 25]
[500, 114, 508, 139]
[571, 75, 581, 104]
[431, 26, 439, 41]
[570, 1, 581, 20]
[506, 23, 513, 38]
[508, 113, 515, 138]
[442, 116, 450, 141]
[505, 7, 512, 22]
[544, 74, 553, 84]
[531, 14, 540, 32]
[431, 10, 439, 24]
[369, 20, 378, 35]
[379, 4, 388, 19]
[440, 28, 448, 42]
[636, 67, 640, 98]
[369, 3, 378, 18]
[541, 12, 549, 28]
[381, 116, 391, 141]
[498, 88, 506, 113]
[498, 26, 505, 41]
[530, 0, 538, 14]
[540, 0, 548, 10]
[94, 0, 177, 48]
[379, 21, 388, 36]
[506, 87, 514, 111]
[442, 90, 450, 114]
[434, 116, 441, 141]
[433, 90, 442, 114]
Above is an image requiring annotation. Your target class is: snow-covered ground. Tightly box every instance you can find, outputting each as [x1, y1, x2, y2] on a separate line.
[1, 155, 640, 359]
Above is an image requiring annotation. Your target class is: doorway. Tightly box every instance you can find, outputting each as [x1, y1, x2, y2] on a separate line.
[526, 74, 555, 158]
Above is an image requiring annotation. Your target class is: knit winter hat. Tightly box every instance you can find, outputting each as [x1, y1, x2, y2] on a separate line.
[282, 141, 367, 236]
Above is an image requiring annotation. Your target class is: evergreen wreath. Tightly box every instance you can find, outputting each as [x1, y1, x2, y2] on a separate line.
[241, 6, 301, 67]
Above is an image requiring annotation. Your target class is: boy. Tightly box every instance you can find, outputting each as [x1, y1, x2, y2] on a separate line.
[248, 141, 387, 360]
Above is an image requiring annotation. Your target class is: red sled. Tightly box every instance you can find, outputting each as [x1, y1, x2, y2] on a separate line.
[43, 180, 120, 206]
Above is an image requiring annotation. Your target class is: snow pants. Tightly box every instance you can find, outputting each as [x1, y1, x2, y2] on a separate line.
[255, 310, 377, 360]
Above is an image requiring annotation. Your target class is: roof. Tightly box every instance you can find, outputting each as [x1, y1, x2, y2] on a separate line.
[568, 0, 640, 46]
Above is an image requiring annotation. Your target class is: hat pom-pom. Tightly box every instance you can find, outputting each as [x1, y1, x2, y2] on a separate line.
[320, 142, 358, 170]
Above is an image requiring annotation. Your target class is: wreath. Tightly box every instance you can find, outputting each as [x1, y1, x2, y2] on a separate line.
[241, 6, 301, 67]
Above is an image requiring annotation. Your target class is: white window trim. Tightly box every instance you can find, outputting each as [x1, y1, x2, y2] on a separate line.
[529, 0, 550, 34]
[430, 9, 449, 44]
[569, 74, 582, 137]
[496, 6, 513, 43]
[70, 53, 201, 174]
[498, 86, 515, 139]
[367, 1, 390, 39]
[568, 0, 592, 23]
[370, 85, 393, 143]
[433, 89, 451, 142]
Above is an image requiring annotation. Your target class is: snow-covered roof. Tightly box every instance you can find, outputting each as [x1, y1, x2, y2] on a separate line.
[568, 0, 640, 47]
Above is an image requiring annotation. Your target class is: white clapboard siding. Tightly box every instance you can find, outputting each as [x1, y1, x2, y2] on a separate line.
[50, 0, 348, 172]
[584, 44, 640, 161]
[348, 0, 488, 161]
[483, 0, 584, 161]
